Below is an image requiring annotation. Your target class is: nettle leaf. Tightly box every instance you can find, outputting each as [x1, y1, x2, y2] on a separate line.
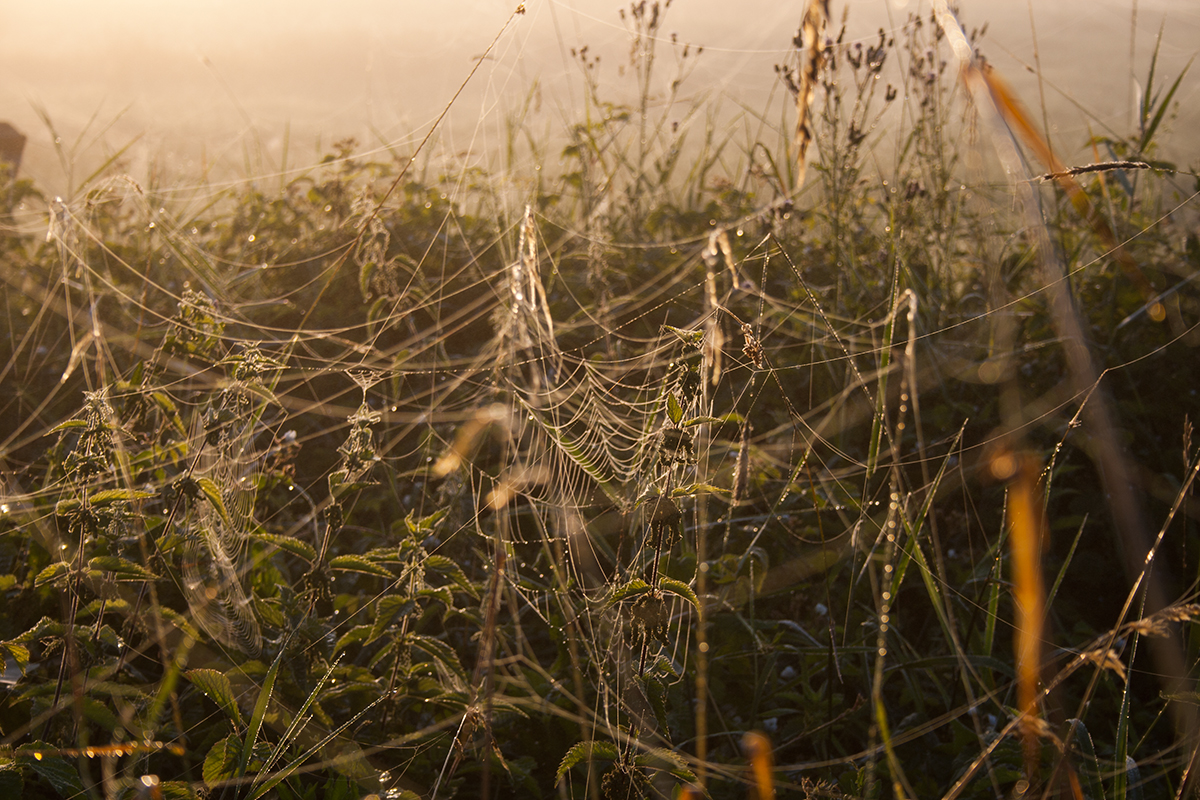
[48, 419, 88, 434]
[671, 483, 729, 498]
[410, 633, 466, 677]
[13, 617, 65, 643]
[333, 625, 373, 654]
[88, 556, 158, 582]
[34, 562, 69, 587]
[251, 530, 317, 562]
[637, 674, 670, 737]
[0, 642, 30, 675]
[203, 734, 242, 788]
[604, 578, 651, 607]
[17, 744, 86, 797]
[665, 392, 684, 425]
[150, 391, 188, 436]
[681, 416, 724, 427]
[635, 747, 696, 783]
[404, 508, 448, 535]
[557, 740, 620, 782]
[658, 578, 700, 612]
[329, 555, 395, 580]
[187, 668, 246, 727]
[424, 554, 478, 597]
[369, 596, 415, 643]
[88, 489, 155, 505]
[195, 477, 233, 527]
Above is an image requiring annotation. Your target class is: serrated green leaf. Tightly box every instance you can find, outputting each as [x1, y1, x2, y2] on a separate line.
[637, 674, 670, 737]
[557, 740, 620, 782]
[18, 744, 86, 797]
[666, 392, 683, 424]
[88, 489, 155, 505]
[151, 391, 188, 436]
[658, 577, 700, 611]
[159, 781, 200, 799]
[329, 554, 395, 579]
[34, 562, 69, 587]
[662, 325, 704, 347]
[681, 416, 723, 427]
[604, 578, 651, 607]
[333, 625, 373, 654]
[404, 508, 448, 534]
[0, 642, 30, 675]
[424, 554, 477, 596]
[13, 617, 64, 643]
[410, 633, 465, 677]
[671, 483, 729, 497]
[187, 668, 246, 727]
[48, 419, 88, 434]
[369, 595, 414, 644]
[53, 498, 81, 515]
[87, 556, 158, 581]
[635, 747, 696, 783]
[251, 530, 317, 562]
[203, 734, 241, 787]
[195, 477, 233, 528]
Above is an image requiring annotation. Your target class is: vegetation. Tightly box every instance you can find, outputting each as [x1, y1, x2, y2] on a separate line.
[0, 2, 1198, 799]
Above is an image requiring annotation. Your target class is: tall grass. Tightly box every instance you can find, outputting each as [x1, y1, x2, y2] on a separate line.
[0, 2, 1199, 799]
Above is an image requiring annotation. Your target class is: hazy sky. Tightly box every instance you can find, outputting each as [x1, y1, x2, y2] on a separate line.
[2, 0, 1197, 192]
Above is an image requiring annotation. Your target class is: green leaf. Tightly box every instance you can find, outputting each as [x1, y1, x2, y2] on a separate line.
[329, 554, 395, 579]
[87, 556, 159, 582]
[410, 633, 466, 678]
[666, 392, 683, 425]
[658, 577, 700, 611]
[195, 477, 233, 528]
[0, 766, 22, 799]
[671, 483, 729, 498]
[662, 325, 704, 348]
[159, 781, 201, 799]
[88, 489, 155, 505]
[251, 530, 317, 562]
[187, 668, 246, 727]
[17, 744, 86, 797]
[557, 740, 620, 782]
[333, 625, 373, 654]
[369, 596, 414, 644]
[424, 554, 477, 596]
[681, 416, 723, 427]
[635, 747, 696, 783]
[203, 734, 242, 788]
[404, 508, 448, 535]
[33, 562, 69, 587]
[637, 673, 670, 737]
[604, 578, 651, 607]
[0, 642, 30, 675]
[48, 419, 88, 434]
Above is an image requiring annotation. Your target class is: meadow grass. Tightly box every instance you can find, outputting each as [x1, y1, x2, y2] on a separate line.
[0, 2, 1199, 799]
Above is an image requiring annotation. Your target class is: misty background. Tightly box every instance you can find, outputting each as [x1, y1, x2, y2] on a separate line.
[1, 0, 1197, 195]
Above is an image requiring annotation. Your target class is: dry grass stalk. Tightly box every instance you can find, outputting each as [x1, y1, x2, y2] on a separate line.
[742, 731, 776, 800]
[1000, 448, 1048, 784]
[792, 0, 830, 192]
